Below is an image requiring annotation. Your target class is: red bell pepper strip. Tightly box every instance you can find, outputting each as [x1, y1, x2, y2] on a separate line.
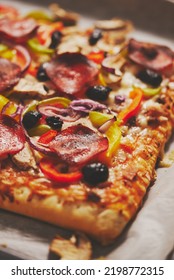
[87, 51, 105, 64]
[37, 22, 63, 45]
[38, 130, 58, 145]
[117, 88, 143, 124]
[27, 62, 37, 77]
[39, 157, 83, 183]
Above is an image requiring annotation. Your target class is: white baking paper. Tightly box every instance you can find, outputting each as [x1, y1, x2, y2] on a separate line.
[107, 163, 174, 260]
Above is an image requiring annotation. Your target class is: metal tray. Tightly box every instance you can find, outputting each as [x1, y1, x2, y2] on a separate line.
[0, 0, 174, 260]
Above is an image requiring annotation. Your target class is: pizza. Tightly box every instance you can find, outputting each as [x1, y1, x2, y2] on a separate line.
[0, 3, 174, 253]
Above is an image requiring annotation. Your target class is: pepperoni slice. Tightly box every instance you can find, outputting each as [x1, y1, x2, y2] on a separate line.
[49, 125, 108, 165]
[128, 39, 173, 75]
[44, 53, 99, 97]
[0, 17, 37, 43]
[0, 4, 19, 19]
[0, 114, 25, 157]
[0, 58, 21, 92]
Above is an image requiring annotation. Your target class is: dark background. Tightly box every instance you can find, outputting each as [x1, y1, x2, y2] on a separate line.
[16, 0, 174, 39]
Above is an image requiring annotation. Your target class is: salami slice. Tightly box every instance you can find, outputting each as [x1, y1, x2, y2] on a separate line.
[0, 17, 37, 43]
[128, 39, 173, 75]
[0, 114, 25, 157]
[49, 124, 108, 165]
[0, 58, 21, 92]
[0, 4, 19, 19]
[44, 53, 99, 97]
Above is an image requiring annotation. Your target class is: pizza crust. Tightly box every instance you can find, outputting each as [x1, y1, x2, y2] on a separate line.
[0, 193, 127, 245]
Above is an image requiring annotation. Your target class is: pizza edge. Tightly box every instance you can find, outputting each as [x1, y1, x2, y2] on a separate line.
[0, 197, 127, 245]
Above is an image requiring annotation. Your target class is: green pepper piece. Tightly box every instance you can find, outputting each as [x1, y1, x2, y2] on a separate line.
[28, 124, 51, 137]
[142, 87, 161, 97]
[38, 97, 71, 108]
[27, 38, 54, 54]
[25, 10, 53, 21]
[89, 111, 113, 128]
[22, 101, 39, 117]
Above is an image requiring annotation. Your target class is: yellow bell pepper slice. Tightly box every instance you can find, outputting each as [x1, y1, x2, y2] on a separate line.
[3, 102, 17, 116]
[0, 44, 15, 60]
[0, 95, 9, 112]
[98, 121, 121, 164]
[98, 72, 107, 86]
[0, 50, 15, 60]
[0, 95, 18, 116]
[0, 44, 8, 52]
[105, 121, 121, 159]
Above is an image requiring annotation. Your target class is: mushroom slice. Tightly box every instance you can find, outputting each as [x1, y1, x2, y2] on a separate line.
[94, 19, 132, 46]
[95, 18, 132, 31]
[49, 3, 79, 26]
[13, 75, 54, 98]
[49, 232, 92, 260]
[11, 142, 37, 171]
[102, 54, 126, 76]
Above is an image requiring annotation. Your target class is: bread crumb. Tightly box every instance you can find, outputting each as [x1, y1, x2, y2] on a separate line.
[159, 150, 174, 167]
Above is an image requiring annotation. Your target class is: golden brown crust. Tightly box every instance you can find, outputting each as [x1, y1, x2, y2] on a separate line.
[0, 196, 127, 245]
[0, 89, 174, 244]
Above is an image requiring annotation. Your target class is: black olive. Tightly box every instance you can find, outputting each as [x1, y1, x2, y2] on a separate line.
[49, 30, 62, 49]
[82, 162, 109, 185]
[46, 116, 63, 130]
[137, 69, 162, 87]
[37, 64, 49, 82]
[89, 29, 102, 45]
[22, 111, 42, 129]
[86, 85, 111, 101]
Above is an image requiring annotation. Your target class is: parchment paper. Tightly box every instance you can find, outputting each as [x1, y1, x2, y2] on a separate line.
[0, 0, 174, 260]
[107, 163, 174, 259]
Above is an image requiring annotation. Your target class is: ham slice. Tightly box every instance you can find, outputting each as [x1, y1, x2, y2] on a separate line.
[0, 114, 25, 157]
[0, 17, 37, 43]
[44, 52, 99, 97]
[128, 39, 174, 75]
[49, 124, 108, 165]
[0, 58, 21, 92]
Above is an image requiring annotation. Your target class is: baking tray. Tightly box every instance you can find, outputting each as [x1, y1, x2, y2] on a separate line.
[0, 0, 174, 260]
